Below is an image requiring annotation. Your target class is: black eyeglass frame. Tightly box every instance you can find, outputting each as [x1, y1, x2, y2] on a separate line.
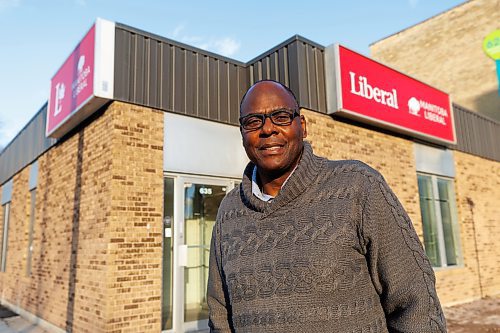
[239, 109, 300, 131]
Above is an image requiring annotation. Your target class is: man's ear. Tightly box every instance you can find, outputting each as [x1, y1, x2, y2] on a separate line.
[300, 115, 307, 138]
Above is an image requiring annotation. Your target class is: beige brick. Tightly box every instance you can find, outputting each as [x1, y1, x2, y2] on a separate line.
[0, 101, 164, 333]
[370, 0, 500, 121]
[303, 108, 500, 305]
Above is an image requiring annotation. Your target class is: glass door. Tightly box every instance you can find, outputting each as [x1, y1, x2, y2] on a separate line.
[162, 178, 175, 330]
[162, 175, 235, 333]
[183, 182, 227, 328]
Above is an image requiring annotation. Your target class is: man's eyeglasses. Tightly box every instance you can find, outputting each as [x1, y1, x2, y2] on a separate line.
[239, 109, 300, 131]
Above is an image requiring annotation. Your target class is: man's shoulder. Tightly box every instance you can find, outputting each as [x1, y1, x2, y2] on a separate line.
[322, 158, 384, 183]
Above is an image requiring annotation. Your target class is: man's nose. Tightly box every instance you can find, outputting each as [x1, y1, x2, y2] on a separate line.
[260, 116, 277, 135]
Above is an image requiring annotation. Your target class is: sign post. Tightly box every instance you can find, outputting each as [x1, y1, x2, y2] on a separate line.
[482, 30, 500, 95]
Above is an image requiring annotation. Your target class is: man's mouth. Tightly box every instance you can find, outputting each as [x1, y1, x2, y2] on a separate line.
[259, 143, 285, 152]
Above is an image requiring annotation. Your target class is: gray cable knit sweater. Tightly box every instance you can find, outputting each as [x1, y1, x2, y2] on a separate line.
[207, 142, 447, 333]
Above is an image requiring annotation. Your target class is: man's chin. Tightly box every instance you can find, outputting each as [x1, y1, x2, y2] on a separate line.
[256, 162, 291, 178]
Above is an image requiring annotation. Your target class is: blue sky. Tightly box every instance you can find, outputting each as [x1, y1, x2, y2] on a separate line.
[0, 0, 466, 149]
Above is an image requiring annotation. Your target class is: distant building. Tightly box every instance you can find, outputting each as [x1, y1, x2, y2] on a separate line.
[370, 0, 500, 121]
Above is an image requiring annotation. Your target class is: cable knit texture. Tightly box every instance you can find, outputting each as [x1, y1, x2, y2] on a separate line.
[207, 142, 447, 333]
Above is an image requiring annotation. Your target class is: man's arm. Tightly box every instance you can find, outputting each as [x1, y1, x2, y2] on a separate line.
[361, 176, 447, 332]
[207, 222, 234, 333]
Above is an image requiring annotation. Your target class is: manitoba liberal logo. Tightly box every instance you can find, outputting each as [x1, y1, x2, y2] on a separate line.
[52, 54, 91, 117]
[408, 97, 421, 116]
[349, 71, 399, 109]
[72, 55, 91, 98]
[408, 97, 448, 125]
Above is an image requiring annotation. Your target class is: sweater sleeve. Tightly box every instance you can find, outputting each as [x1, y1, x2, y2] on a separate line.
[207, 221, 234, 333]
[361, 177, 447, 333]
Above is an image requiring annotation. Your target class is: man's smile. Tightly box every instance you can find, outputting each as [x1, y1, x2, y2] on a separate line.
[258, 142, 286, 153]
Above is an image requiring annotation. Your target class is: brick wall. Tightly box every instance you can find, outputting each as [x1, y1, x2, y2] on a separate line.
[0, 101, 164, 333]
[104, 102, 164, 333]
[303, 108, 500, 305]
[0, 100, 498, 332]
[0, 167, 31, 309]
[453, 152, 500, 296]
[303, 109, 422, 235]
[370, 0, 500, 121]
[431, 151, 500, 304]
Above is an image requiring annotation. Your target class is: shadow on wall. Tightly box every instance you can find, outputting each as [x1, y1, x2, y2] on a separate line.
[475, 89, 500, 121]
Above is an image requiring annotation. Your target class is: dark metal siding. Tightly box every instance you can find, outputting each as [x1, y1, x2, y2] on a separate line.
[452, 105, 500, 161]
[247, 37, 327, 113]
[114, 24, 250, 126]
[0, 104, 56, 185]
[1, 28, 499, 187]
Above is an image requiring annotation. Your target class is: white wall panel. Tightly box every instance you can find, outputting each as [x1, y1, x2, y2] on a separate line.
[164, 113, 248, 178]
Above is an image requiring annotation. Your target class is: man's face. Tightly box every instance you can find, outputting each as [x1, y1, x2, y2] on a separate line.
[240, 81, 307, 176]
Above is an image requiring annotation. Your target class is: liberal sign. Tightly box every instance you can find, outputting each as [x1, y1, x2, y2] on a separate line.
[46, 18, 115, 138]
[325, 44, 456, 145]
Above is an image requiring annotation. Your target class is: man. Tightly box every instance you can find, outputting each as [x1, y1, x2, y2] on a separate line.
[207, 80, 447, 332]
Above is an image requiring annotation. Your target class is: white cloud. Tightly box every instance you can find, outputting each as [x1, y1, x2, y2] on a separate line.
[408, 0, 419, 8]
[0, 0, 21, 11]
[214, 37, 241, 57]
[170, 23, 241, 58]
[172, 24, 185, 38]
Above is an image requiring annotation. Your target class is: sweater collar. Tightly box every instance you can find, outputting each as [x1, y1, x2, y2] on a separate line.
[240, 141, 325, 215]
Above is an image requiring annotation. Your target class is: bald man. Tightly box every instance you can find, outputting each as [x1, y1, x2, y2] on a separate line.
[207, 80, 446, 333]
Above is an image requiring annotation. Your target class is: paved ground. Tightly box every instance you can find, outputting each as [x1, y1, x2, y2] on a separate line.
[0, 306, 49, 333]
[1, 297, 499, 332]
[445, 296, 500, 333]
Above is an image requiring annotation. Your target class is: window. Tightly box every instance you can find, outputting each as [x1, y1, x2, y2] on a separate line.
[26, 189, 36, 276]
[417, 174, 461, 268]
[26, 161, 38, 276]
[1, 179, 13, 272]
[1, 203, 10, 272]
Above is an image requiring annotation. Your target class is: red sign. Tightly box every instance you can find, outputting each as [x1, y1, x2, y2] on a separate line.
[46, 25, 95, 137]
[326, 45, 456, 145]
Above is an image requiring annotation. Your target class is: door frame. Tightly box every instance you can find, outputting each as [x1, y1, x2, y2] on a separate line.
[162, 173, 238, 333]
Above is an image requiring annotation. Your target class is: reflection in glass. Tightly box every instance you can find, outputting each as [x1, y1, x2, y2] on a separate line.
[184, 184, 226, 323]
[162, 178, 174, 330]
[417, 175, 441, 267]
[437, 179, 458, 266]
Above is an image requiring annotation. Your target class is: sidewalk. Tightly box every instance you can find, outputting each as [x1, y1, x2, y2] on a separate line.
[444, 296, 500, 333]
[0, 305, 48, 333]
[1, 297, 499, 332]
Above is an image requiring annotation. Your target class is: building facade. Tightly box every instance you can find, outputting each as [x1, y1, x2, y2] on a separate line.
[0, 17, 499, 333]
[370, 0, 500, 121]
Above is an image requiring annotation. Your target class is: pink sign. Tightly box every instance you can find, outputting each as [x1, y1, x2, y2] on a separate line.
[46, 25, 95, 137]
[330, 45, 456, 145]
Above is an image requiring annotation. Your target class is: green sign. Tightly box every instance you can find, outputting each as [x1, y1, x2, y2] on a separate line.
[483, 30, 500, 60]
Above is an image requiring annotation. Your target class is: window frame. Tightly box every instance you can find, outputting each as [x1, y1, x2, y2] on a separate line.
[26, 188, 36, 276]
[417, 172, 462, 269]
[1, 202, 10, 272]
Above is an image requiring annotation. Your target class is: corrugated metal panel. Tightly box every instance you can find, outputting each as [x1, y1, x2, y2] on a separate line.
[114, 24, 250, 126]
[452, 104, 500, 161]
[115, 27, 327, 118]
[247, 36, 327, 113]
[0, 104, 57, 185]
[2, 28, 499, 188]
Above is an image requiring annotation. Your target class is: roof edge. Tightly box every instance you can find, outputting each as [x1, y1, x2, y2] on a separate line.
[116, 22, 247, 66]
[246, 34, 325, 64]
[453, 103, 500, 125]
[0, 102, 48, 157]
